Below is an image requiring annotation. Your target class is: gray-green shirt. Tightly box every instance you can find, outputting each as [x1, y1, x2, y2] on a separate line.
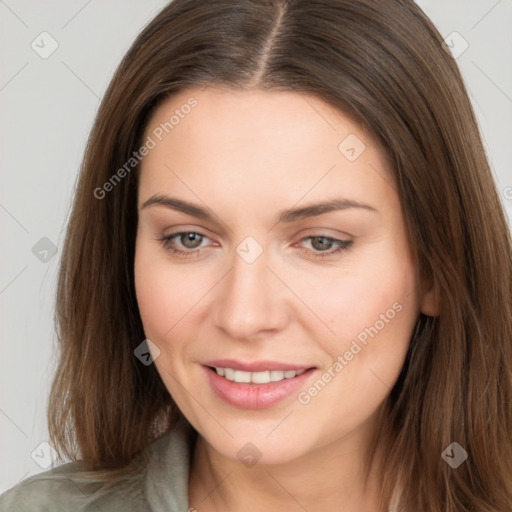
[0, 420, 193, 511]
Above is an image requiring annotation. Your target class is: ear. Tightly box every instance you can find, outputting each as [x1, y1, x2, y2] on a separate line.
[420, 278, 441, 317]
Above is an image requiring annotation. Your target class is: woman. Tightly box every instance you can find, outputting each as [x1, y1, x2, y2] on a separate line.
[1, 0, 511, 511]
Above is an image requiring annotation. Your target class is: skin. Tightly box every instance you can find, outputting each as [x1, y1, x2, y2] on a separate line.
[134, 86, 437, 512]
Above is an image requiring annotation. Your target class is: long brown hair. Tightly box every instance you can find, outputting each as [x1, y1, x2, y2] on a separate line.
[48, 0, 512, 510]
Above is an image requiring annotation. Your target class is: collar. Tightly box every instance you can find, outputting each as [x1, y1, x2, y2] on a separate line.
[144, 418, 196, 511]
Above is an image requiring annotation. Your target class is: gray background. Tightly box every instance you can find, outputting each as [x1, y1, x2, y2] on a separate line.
[1, 0, 511, 493]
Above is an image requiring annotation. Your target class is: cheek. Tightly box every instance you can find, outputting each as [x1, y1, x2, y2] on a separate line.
[134, 242, 186, 343]
[134, 237, 209, 343]
[306, 240, 419, 383]
[308, 247, 417, 338]
[134, 240, 215, 423]
[297, 277, 417, 439]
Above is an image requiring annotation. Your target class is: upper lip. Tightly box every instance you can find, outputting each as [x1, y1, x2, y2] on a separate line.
[202, 359, 314, 372]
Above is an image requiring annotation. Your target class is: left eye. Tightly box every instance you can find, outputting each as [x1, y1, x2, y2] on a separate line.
[297, 235, 353, 259]
[158, 232, 209, 257]
[157, 232, 353, 259]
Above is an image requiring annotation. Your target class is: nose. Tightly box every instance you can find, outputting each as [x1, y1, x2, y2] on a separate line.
[213, 246, 289, 341]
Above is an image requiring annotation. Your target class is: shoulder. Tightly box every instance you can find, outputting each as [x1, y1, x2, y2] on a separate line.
[0, 459, 149, 512]
[0, 420, 194, 512]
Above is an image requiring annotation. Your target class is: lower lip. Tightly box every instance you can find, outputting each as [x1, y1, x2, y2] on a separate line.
[203, 366, 315, 409]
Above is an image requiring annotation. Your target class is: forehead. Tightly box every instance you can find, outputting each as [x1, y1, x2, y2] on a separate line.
[138, 86, 395, 214]
[143, 85, 377, 150]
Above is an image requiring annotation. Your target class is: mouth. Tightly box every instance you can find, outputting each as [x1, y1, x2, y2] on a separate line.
[201, 359, 317, 409]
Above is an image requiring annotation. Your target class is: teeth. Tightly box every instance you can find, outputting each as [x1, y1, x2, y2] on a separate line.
[270, 370, 285, 382]
[233, 370, 251, 383]
[214, 367, 306, 384]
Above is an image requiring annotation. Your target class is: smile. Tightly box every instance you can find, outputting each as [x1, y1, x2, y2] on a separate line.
[202, 362, 316, 409]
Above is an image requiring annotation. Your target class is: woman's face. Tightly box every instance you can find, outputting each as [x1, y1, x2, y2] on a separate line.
[134, 86, 432, 465]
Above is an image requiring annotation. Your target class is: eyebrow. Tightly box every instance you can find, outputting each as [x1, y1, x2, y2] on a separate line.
[140, 194, 378, 223]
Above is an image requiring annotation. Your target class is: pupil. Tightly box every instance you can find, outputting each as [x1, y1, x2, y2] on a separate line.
[184, 233, 201, 248]
[316, 237, 328, 249]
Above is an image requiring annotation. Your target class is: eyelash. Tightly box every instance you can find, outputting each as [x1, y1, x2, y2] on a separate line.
[156, 232, 353, 260]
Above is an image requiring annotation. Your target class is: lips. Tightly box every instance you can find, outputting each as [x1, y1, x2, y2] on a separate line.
[202, 359, 316, 409]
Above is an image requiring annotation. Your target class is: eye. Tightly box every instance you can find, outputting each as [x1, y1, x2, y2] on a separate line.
[157, 231, 211, 258]
[297, 235, 353, 259]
